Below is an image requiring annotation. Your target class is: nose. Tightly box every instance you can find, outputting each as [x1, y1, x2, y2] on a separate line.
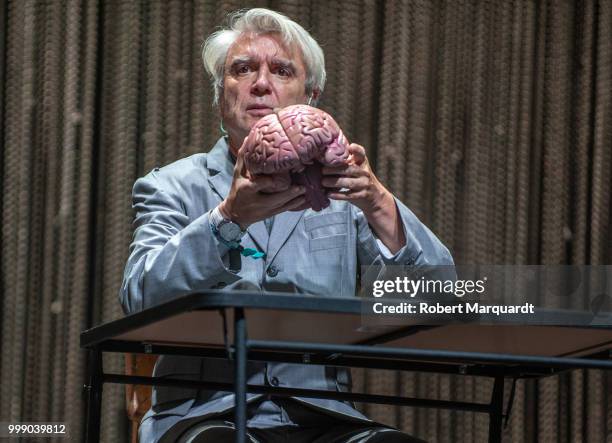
[251, 67, 272, 96]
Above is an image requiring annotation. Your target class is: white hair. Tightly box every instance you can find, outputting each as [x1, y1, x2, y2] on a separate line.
[202, 8, 326, 106]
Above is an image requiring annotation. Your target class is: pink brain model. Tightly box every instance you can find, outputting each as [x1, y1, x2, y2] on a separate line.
[243, 104, 350, 211]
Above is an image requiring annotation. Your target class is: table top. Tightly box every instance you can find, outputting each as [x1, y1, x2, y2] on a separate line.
[81, 291, 612, 359]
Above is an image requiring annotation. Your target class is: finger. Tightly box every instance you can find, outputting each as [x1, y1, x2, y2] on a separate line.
[321, 164, 348, 175]
[321, 177, 349, 188]
[321, 164, 364, 177]
[234, 140, 248, 178]
[322, 176, 365, 190]
[265, 185, 306, 208]
[327, 190, 366, 201]
[326, 192, 350, 200]
[267, 173, 291, 192]
[289, 200, 311, 212]
[349, 143, 367, 158]
[348, 143, 367, 165]
[274, 195, 307, 214]
[324, 187, 343, 195]
[250, 175, 284, 192]
[250, 172, 292, 192]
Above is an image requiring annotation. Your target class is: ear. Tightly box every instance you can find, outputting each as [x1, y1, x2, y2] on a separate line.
[305, 88, 321, 106]
[304, 89, 321, 106]
[311, 88, 321, 103]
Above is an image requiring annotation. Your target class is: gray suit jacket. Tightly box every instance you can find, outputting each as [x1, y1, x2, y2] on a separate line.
[120, 137, 454, 441]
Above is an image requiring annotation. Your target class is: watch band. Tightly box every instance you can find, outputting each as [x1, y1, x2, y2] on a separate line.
[210, 206, 246, 241]
[209, 206, 265, 259]
[209, 205, 225, 233]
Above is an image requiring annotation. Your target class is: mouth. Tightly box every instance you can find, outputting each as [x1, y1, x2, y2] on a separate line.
[246, 104, 274, 116]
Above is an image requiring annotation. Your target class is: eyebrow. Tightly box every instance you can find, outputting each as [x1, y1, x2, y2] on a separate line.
[229, 56, 252, 66]
[228, 56, 297, 71]
[271, 59, 296, 70]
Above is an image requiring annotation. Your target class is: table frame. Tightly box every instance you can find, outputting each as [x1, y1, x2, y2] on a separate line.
[81, 293, 612, 443]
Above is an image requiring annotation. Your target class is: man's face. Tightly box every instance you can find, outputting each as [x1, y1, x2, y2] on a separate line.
[220, 32, 309, 150]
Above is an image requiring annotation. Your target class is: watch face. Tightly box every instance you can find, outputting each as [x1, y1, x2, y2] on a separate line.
[219, 221, 241, 241]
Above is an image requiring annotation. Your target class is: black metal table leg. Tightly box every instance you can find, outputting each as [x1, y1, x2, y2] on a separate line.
[488, 376, 505, 443]
[85, 347, 103, 443]
[234, 308, 247, 443]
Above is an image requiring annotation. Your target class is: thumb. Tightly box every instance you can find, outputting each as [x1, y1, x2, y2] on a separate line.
[234, 137, 249, 178]
[348, 143, 367, 165]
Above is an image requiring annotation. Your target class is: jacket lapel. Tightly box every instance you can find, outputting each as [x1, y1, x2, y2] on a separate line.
[246, 222, 268, 253]
[205, 137, 268, 252]
[266, 210, 305, 264]
[206, 137, 233, 201]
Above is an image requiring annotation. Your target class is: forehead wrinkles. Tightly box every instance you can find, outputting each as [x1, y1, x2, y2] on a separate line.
[226, 34, 301, 69]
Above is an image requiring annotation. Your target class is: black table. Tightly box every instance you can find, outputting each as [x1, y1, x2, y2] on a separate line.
[80, 291, 612, 443]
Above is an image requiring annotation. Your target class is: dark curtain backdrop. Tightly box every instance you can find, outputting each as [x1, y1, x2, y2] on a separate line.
[1, 0, 611, 442]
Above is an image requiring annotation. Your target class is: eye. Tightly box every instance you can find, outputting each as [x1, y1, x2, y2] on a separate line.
[277, 67, 291, 77]
[232, 63, 253, 76]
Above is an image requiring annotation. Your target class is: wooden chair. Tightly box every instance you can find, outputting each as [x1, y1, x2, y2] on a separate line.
[125, 354, 158, 443]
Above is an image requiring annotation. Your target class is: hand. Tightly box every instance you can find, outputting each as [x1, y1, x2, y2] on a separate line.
[219, 139, 310, 229]
[321, 143, 395, 216]
[322, 142, 405, 253]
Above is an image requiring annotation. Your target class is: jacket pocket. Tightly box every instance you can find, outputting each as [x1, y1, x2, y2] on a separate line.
[309, 234, 347, 252]
[305, 211, 348, 239]
[304, 211, 346, 231]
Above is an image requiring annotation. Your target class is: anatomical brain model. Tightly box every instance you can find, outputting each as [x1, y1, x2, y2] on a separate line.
[243, 105, 350, 211]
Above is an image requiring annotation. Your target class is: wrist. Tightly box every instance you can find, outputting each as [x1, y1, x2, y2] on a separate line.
[219, 200, 249, 230]
[362, 186, 395, 220]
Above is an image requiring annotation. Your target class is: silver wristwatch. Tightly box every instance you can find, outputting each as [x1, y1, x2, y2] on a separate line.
[210, 205, 247, 243]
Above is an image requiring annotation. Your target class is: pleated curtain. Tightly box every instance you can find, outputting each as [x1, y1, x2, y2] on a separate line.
[0, 1, 610, 442]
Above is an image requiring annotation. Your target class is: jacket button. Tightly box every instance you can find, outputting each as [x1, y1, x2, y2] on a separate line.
[270, 376, 280, 386]
[266, 266, 279, 277]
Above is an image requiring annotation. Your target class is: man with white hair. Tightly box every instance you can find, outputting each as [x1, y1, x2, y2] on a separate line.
[121, 8, 453, 442]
